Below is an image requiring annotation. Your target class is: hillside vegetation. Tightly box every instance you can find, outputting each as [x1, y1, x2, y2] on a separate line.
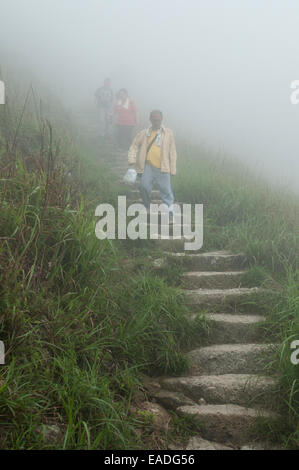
[0, 83, 298, 449]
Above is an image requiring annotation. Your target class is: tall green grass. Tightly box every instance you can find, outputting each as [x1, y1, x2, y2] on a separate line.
[174, 141, 298, 271]
[172, 139, 299, 447]
[0, 85, 207, 449]
[1, 77, 298, 448]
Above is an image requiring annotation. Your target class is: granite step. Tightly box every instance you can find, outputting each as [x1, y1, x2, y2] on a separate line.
[183, 287, 271, 309]
[113, 165, 130, 171]
[185, 435, 282, 450]
[187, 343, 277, 375]
[181, 271, 246, 289]
[130, 189, 160, 198]
[131, 223, 202, 238]
[155, 389, 196, 411]
[202, 313, 266, 343]
[153, 251, 249, 271]
[159, 374, 278, 408]
[128, 199, 164, 205]
[176, 404, 279, 445]
[151, 235, 202, 252]
[186, 436, 234, 450]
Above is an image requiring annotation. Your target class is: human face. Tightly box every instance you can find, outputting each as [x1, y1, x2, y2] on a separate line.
[119, 90, 127, 101]
[150, 112, 163, 130]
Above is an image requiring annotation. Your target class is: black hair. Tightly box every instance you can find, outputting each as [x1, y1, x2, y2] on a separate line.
[150, 110, 163, 119]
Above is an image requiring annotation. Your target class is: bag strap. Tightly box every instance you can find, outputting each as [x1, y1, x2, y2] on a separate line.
[146, 131, 159, 155]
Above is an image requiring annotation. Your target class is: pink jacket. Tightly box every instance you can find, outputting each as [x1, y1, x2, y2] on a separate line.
[114, 98, 137, 126]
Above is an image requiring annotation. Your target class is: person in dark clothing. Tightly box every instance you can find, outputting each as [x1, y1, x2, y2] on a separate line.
[95, 78, 113, 139]
[114, 89, 137, 151]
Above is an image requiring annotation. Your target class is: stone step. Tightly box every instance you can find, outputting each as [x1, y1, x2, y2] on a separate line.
[116, 179, 134, 186]
[140, 222, 201, 230]
[105, 159, 128, 167]
[183, 287, 271, 309]
[152, 228, 202, 241]
[128, 199, 164, 205]
[155, 390, 196, 411]
[159, 374, 278, 409]
[186, 437, 283, 450]
[130, 189, 160, 198]
[113, 169, 129, 177]
[113, 165, 129, 170]
[151, 235, 201, 252]
[153, 251, 249, 271]
[107, 152, 128, 159]
[187, 343, 277, 375]
[129, 224, 202, 239]
[116, 176, 137, 183]
[186, 436, 234, 450]
[181, 271, 246, 289]
[240, 442, 284, 450]
[176, 404, 279, 445]
[203, 313, 266, 343]
[192, 309, 265, 317]
[125, 200, 187, 212]
[107, 162, 129, 170]
[111, 162, 128, 168]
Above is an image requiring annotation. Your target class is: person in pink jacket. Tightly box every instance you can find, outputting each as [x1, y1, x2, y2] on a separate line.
[114, 89, 137, 151]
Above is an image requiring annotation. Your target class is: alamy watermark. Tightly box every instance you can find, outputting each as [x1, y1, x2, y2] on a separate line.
[290, 340, 299, 365]
[290, 80, 299, 104]
[95, 197, 203, 251]
[0, 80, 5, 105]
[0, 341, 5, 365]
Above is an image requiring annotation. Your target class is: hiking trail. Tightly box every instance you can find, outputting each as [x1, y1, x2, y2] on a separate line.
[102, 148, 281, 451]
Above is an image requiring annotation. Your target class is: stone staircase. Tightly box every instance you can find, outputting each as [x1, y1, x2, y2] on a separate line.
[154, 252, 279, 449]
[109, 150, 281, 450]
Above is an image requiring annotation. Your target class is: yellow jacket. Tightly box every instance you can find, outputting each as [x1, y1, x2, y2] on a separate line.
[128, 126, 177, 175]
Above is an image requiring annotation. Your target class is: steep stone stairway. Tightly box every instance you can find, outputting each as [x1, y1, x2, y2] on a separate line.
[107, 149, 280, 450]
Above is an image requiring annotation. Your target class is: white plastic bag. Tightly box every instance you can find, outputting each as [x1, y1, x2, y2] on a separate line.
[123, 168, 137, 185]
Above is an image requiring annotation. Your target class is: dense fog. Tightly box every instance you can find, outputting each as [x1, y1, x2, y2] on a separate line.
[0, 0, 299, 192]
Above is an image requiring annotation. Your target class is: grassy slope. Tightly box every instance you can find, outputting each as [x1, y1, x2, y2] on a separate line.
[173, 140, 299, 448]
[0, 89, 207, 450]
[0, 85, 298, 449]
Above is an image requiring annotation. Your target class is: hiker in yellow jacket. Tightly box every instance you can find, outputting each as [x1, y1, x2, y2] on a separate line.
[128, 110, 177, 215]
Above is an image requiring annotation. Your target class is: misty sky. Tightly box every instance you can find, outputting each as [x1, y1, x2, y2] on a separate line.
[0, 0, 299, 192]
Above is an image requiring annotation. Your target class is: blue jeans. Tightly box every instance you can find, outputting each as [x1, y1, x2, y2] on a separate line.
[139, 163, 174, 209]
